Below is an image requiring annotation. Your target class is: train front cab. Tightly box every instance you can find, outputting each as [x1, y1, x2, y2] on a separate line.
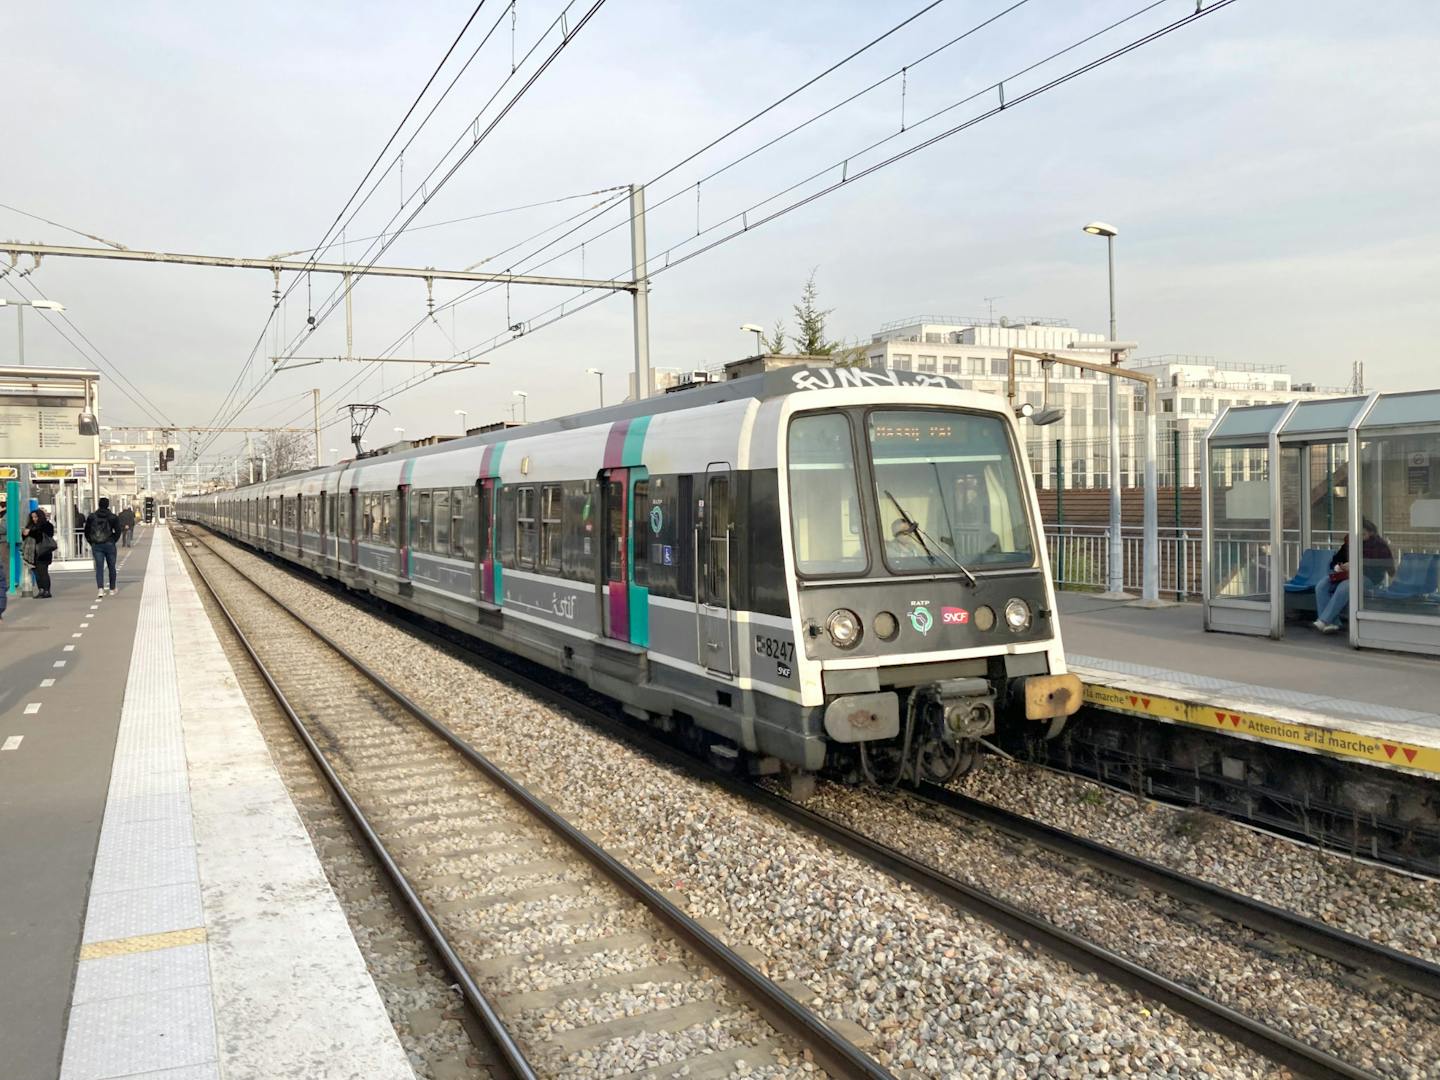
[778, 390, 1081, 784]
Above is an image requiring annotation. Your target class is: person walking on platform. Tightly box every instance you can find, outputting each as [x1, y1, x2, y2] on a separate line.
[22, 509, 58, 598]
[1314, 518, 1396, 633]
[84, 497, 123, 597]
[119, 504, 136, 547]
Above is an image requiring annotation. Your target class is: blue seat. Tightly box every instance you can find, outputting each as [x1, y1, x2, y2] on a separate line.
[1374, 552, 1440, 599]
[1284, 548, 1331, 594]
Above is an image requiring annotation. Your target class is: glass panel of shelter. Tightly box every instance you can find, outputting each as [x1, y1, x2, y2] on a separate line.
[1356, 429, 1440, 619]
[1209, 443, 1272, 599]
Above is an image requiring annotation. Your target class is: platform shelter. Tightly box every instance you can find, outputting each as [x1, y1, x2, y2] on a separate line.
[1203, 391, 1440, 655]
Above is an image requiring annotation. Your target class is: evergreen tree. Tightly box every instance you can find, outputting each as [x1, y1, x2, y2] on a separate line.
[792, 269, 835, 355]
[761, 318, 787, 354]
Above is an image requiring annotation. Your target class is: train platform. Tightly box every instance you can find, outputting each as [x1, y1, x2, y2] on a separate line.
[1056, 592, 1440, 780]
[0, 526, 412, 1080]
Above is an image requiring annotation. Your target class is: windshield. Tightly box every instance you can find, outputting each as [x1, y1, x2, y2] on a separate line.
[787, 412, 868, 575]
[867, 409, 1034, 572]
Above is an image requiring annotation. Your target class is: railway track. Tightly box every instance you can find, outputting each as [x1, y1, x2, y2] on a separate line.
[177, 532, 890, 1080]
[181, 527, 1427, 1080]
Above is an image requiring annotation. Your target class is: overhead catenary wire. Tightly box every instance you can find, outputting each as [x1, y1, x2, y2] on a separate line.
[265, 0, 1242, 444]
[1, 270, 177, 428]
[195, 0, 610, 461]
[192, 0, 498, 453]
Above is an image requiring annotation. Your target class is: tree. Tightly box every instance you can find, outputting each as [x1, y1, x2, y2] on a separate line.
[761, 318, 787, 354]
[791, 269, 835, 356]
[259, 431, 315, 477]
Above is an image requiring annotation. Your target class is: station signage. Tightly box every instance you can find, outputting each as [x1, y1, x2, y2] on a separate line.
[0, 397, 99, 463]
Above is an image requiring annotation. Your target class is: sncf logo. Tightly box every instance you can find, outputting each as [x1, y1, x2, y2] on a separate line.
[941, 607, 970, 625]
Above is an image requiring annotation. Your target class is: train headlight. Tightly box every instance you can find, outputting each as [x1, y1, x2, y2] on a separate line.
[826, 608, 863, 649]
[1004, 598, 1032, 633]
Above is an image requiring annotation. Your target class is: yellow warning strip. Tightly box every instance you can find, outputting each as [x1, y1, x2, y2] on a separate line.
[1082, 682, 1440, 779]
[78, 926, 207, 961]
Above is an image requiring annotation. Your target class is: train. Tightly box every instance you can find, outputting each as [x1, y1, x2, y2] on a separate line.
[178, 364, 1081, 795]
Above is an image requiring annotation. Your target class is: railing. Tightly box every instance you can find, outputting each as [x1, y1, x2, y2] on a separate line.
[1045, 523, 1440, 601]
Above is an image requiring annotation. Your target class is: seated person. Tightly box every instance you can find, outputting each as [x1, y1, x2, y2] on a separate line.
[1313, 518, 1396, 633]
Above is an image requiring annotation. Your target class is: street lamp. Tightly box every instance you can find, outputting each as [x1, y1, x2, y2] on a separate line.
[740, 323, 764, 355]
[453, 408, 467, 434]
[0, 297, 66, 365]
[1082, 221, 1126, 599]
[512, 390, 528, 424]
[393, 426, 405, 443]
[585, 368, 605, 408]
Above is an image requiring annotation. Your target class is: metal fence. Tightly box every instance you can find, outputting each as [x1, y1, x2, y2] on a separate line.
[1046, 524, 1440, 600]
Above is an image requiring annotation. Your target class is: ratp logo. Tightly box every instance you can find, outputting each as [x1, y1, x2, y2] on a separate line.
[908, 605, 934, 636]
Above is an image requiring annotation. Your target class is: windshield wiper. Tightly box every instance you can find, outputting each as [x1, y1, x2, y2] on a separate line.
[884, 490, 978, 586]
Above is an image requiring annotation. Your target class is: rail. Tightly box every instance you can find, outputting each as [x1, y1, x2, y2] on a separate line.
[177, 527, 892, 1080]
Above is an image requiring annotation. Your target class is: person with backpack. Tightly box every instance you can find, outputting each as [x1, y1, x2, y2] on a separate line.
[84, 497, 123, 597]
[22, 508, 58, 598]
[119, 504, 137, 547]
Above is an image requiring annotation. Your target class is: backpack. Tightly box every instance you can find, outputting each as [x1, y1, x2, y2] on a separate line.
[86, 513, 115, 545]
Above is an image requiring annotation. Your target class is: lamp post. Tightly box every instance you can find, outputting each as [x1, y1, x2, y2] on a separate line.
[393, 426, 405, 444]
[512, 390, 528, 424]
[585, 368, 605, 408]
[454, 408, 467, 434]
[1082, 221, 1127, 599]
[740, 323, 764, 356]
[0, 297, 66, 365]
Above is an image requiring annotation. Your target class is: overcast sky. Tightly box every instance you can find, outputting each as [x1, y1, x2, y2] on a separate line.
[3, 0, 1436, 465]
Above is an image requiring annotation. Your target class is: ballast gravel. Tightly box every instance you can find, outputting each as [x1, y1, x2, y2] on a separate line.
[209, 539, 1285, 1079]
[960, 758, 1440, 963]
[799, 782, 1440, 1079]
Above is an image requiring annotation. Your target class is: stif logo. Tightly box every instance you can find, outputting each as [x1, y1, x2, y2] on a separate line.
[942, 607, 970, 625]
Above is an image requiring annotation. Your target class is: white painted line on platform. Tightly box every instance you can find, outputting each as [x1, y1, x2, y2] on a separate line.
[80, 622, 90, 628]
[24, 704, 41, 715]
[89, 605, 98, 611]
[54, 661, 67, 669]
[63, 645, 75, 652]
[41, 679, 56, 688]
[72, 633, 83, 639]
[2, 736, 22, 751]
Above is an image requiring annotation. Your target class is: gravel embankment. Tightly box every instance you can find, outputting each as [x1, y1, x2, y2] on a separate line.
[202, 536, 1283, 1079]
[958, 758, 1440, 963]
[798, 781, 1440, 1079]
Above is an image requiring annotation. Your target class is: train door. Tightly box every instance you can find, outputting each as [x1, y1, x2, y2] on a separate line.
[600, 468, 630, 641]
[318, 491, 327, 560]
[478, 478, 496, 603]
[696, 464, 735, 676]
[296, 494, 304, 555]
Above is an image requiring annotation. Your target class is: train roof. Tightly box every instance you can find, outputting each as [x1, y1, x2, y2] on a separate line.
[197, 366, 974, 495]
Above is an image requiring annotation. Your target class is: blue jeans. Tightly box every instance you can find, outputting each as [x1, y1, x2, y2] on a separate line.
[1315, 577, 1350, 625]
[92, 541, 117, 589]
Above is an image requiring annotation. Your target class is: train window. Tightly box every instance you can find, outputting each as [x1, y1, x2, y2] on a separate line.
[432, 490, 450, 555]
[866, 409, 1034, 571]
[703, 475, 731, 605]
[562, 481, 595, 583]
[498, 487, 516, 563]
[339, 492, 351, 540]
[517, 486, 537, 568]
[787, 413, 867, 575]
[539, 485, 562, 572]
[632, 479, 650, 586]
[676, 475, 694, 600]
[604, 479, 625, 583]
[452, 488, 473, 559]
[479, 485, 493, 563]
[414, 491, 432, 554]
